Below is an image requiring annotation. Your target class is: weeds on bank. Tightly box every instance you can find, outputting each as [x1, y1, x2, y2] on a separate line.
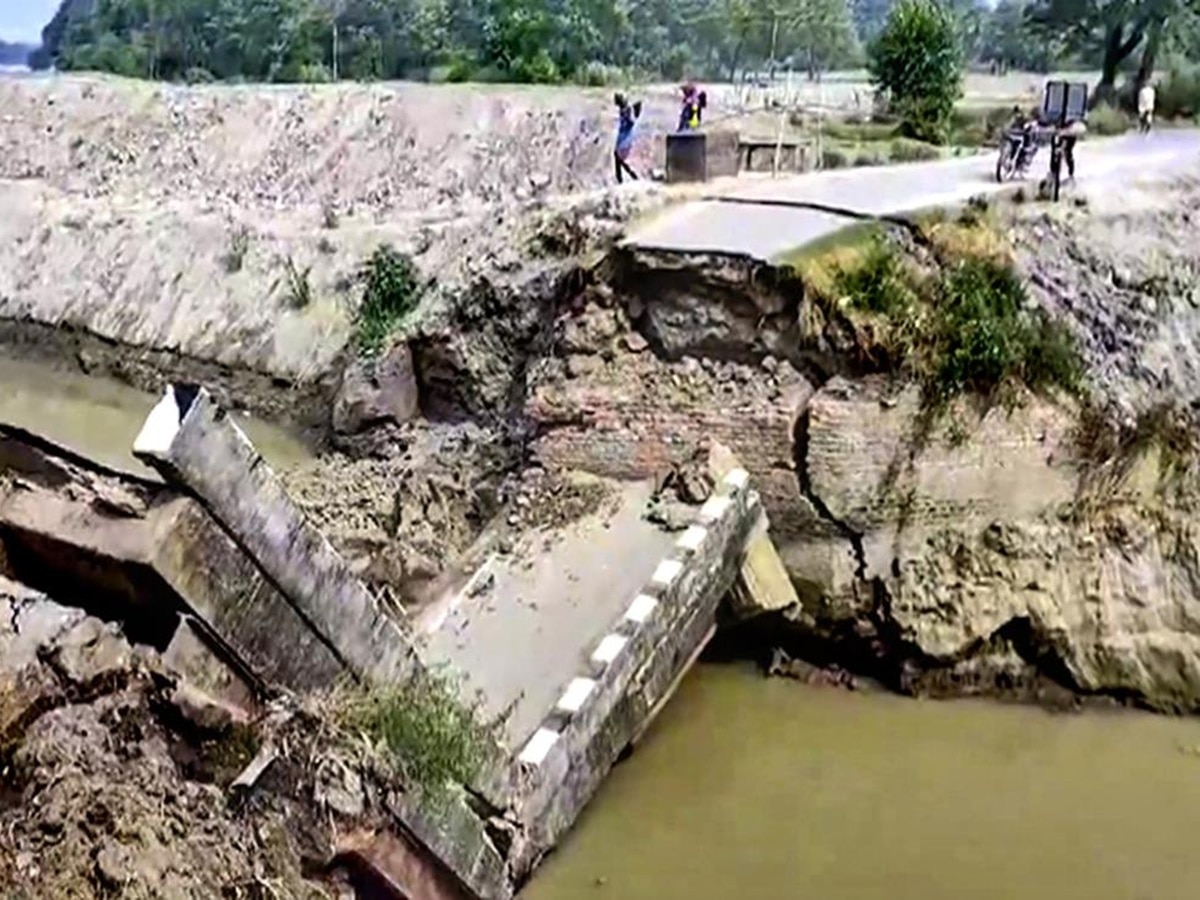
[925, 257, 1083, 405]
[354, 244, 423, 357]
[336, 670, 492, 802]
[1074, 401, 1198, 490]
[223, 225, 251, 273]
[789, 216, 1085, 409]
[281, 255, 313, 309]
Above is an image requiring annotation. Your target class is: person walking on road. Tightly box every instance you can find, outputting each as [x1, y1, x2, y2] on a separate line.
[613, 93, 642, 184]
[1138, 81, 1157, 133]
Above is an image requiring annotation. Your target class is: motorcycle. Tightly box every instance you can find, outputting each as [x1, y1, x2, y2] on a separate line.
[995, 125, 1038, 183]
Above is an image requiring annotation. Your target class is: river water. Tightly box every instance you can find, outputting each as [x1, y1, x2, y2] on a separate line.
[524, 663, 1200, 900]
[6, 356, 1200, 900]
[0, 356, 311, 474]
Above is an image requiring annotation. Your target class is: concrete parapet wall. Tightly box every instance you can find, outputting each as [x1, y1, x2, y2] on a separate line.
[501, 468, 759, 873]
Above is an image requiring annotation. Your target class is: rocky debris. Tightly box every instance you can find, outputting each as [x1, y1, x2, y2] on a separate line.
[495, 466, 616, 536]
[0, 586, 317, 899]
[768, 648, 861, 691]
[1014, 176, 1200, 416]
[281, 423, 508, 607]
[332, 342, 421, 435]
[0, 579, 493, 900]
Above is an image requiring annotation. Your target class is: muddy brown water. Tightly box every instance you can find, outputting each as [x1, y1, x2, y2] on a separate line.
[524, 663, 1200, 900]
[0, 356, 312, 474]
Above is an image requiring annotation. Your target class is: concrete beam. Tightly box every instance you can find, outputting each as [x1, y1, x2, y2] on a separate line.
[133, 385, 419, 686]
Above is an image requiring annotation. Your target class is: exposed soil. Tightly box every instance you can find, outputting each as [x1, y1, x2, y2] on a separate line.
[0, 579, 463, 900]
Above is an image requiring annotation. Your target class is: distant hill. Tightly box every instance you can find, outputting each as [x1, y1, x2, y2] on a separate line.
[0, 40, 35, 67]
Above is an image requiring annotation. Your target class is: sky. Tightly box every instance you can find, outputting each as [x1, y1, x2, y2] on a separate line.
[0, 0, 59, 44]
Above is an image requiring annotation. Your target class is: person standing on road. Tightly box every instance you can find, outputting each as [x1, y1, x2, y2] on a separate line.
[1060, 115, 1087, 182]
[1138, 80, 1157, 133]
[678, 82, 707, 131]
[613, 93, 642, 184]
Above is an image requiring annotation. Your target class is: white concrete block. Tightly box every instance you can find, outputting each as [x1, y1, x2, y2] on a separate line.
[592, 633, 628, 666]
[133, 389, 181, 458]
[556, 677, 597, 714]
[625, 593, 659, 624]
[724, 467, 750, 490]
[518, 727, 560, 766]
[698, 495, 732, 523]
[676, 525, 708, 553]
[651, 559, 684, 587]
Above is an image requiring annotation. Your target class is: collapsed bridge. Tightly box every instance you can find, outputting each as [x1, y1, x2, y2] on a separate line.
[0, 383, 788, 899]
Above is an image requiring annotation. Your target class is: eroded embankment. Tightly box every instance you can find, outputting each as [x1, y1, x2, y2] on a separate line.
[520, 178, 1200, 714]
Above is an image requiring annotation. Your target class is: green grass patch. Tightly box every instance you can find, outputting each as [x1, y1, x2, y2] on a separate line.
[889, 137, 942, 162]
[822, 119, 899, 143]
[1087, 103, 1131, 136]
[782, 219, 1084, 407]
[338, 670, 492, 801]
[949, 105, 1015, 147]
[926, 258, 1083, 404]
[773, 221, 886, 274]
[355, 244, 423, 357]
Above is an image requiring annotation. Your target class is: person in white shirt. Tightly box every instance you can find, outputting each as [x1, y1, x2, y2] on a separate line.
[1138, 82, 1157, 133]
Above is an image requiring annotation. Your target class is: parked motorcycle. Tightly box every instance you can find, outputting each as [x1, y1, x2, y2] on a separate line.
[995, 126, 1038, 182]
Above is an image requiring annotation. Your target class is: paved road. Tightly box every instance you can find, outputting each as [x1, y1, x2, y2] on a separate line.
[627, 129, 1200, 261]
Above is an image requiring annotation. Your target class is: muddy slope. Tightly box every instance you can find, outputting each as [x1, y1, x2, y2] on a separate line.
[515, 171, 1200, 712]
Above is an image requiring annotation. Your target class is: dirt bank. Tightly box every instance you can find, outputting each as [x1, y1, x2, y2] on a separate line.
[0, 76, 678, 429]
[514, 167, 1200, 712]
[0, 573, 493, 900]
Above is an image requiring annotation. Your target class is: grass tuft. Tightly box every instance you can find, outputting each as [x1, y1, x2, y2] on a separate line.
[355, 245, 423, 357]
[337, 670, 492, 801]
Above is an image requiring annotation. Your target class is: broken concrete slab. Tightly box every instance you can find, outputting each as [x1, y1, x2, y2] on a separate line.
[495, 467, 759, 875]
[134, 385, 420, 686]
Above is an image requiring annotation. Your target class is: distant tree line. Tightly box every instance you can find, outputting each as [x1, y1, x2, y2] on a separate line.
[27, 0, 1200, 92]
[0, 39, 35, 66]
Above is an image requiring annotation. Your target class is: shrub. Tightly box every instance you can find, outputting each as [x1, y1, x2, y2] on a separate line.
[355, 244, 422, 356]
[1156, 65, 1200, 120]
[574, 61, 624, 87]
[868, 0, 963, 145]
[512, 50, 560, 84]
[1088, 103, 1130, 136]
[838, 237, 920, 316]
[890, 138, 941, 162]
[928, 257, 1083, 403]
[821, 147, 850, 169]
[337, 671, 492, 800]
[803, 234, 1083, 405]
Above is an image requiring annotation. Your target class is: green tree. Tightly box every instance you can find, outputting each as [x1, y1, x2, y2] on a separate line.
[1024, 0, 1182, 103]
[869, 0, 963, 143]
[980, 0, 1063, 72]
[777, 0, 863, 78]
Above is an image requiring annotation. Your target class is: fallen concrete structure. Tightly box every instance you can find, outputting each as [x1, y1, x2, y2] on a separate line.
[0, 384, 767, 897]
